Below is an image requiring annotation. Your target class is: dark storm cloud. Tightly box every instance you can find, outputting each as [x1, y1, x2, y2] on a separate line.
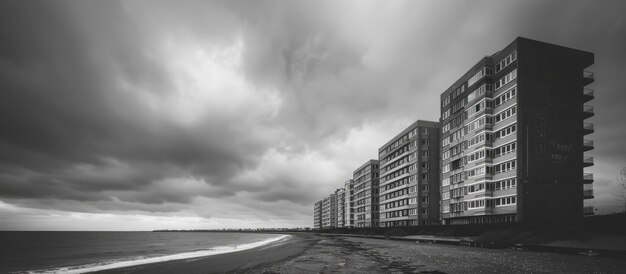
[0, 1, 269, 208]
[1, 0, 625, 229]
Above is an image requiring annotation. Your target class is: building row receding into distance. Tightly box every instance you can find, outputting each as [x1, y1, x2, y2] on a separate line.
[313, 37, 596, 229]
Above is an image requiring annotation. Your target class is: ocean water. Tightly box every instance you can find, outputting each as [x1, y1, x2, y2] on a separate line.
[0, 231, 289, 273]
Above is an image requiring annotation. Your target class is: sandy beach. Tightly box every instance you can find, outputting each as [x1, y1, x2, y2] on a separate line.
[96, 233, 626, 273]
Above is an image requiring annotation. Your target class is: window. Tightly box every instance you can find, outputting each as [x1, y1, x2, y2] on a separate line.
[467, 199, 486, 209]
[467, 183, 485, 193]
[442, 164, 450, 173]
[442, 109, 451, 120]
[422, 208, 429, 214]
[421, 173, 429, 180]
[442, 177, 450, 186]
[493, 159, 517, 174]
[495, 69, 517, 90]
[422, 128, 429, 135]
[466, 115, 491, 132]
[493, 141, 517, 158]
[422, 151, 429, 157]
[468, 134, 485, 147]
[451, 128, 465, 142]
[494, 105, 517, 123]
[452, 85, 465, 99]
[491, 195, 517, 207]
[442, 150, 450, 160]
[421, 185, 429, 192]
[452, 100, 465, 114]
[442, 96, 451, 107]
[492, 178, 517, 190]
[494, 124, 517, 139]
[494, 87, 517, 107]
[495, 51, 517, 73]
[467, 149, 487, 163]
[443, 123, 451, 133]
[421, 197, 429, 203]
[451, 142, 466, 156]
[421, 139, 429, 146]
[467, 166, 486, 177]
[442, 192, 450, 200]
[409, 209, 417, 215]
[450, 172, 464, 184]
[468, 67, 493, 87]
[467, 90, 476, 102]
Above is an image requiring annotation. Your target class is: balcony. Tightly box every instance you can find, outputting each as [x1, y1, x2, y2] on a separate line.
[583, 139, 594, 152]
[583, 173, 594, 183]
[583, 206, 595, 217]
[583, 123, 594, 135]
[583, 71, 595, 85]
[583, 88, 594, 102]
[583, 189, 594, 199]
[583, 105, 594, 119]
[583, 156, 594, 167]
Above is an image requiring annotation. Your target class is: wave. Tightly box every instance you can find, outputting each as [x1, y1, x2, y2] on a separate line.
[24, 234, 291, 274]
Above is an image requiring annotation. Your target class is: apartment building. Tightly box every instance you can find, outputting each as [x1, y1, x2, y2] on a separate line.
[378, 120, 441, 227]
[344, 179, 355, 228]
[335, 188, 346, 227]
[439, 37, 594, 225]
[352, 160, 380, 227]
[321, 193, 337, 228]
[313, 200, 322, 229]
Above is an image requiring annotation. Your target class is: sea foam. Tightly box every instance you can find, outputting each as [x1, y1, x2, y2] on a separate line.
[26, 234, 291, 274]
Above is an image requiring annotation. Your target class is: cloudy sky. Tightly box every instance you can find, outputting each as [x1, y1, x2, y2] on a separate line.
[1, 0, 625, 230]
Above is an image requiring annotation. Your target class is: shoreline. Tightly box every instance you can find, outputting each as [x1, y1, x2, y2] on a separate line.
[94, 233, 319, 274]
[23, 234, 292, 274]
[93, 233, 626, 273]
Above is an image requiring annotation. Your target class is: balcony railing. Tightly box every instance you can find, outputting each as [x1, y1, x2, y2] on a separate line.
[583, 156, 594, 167]
[583, 139, 594, 151]
[583, 173, 594, 183]
[583, 206, 595, 216]
[583, 105, 595, 118]
[583, 123, 594, 135]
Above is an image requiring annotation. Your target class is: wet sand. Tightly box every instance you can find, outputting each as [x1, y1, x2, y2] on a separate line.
[95, 234, 318, 274]
[97, 233, 626, 273]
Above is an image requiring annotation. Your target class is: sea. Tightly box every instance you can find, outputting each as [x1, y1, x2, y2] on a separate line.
[0, 231, 290, 273]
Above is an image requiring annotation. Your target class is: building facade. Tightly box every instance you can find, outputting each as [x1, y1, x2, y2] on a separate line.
[439, 37, 594, 225]
[321, 193, 337, 228]
[335, 188, 346, 227]
[352, 160, 380, 227]
[313, 200, 322, 229]
[378, 120, 441, 227]
[344, 179, 355, 228]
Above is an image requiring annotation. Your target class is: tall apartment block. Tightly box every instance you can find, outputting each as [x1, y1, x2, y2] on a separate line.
[378, 120, 441, 227]
[321, 193, 337, 228]
[344, 179, 355, 228]
[313, 200, 322, 229]
[439, 37, 594, 225]
[352, 160, 380, 227]
[335, 188, 346, 227]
